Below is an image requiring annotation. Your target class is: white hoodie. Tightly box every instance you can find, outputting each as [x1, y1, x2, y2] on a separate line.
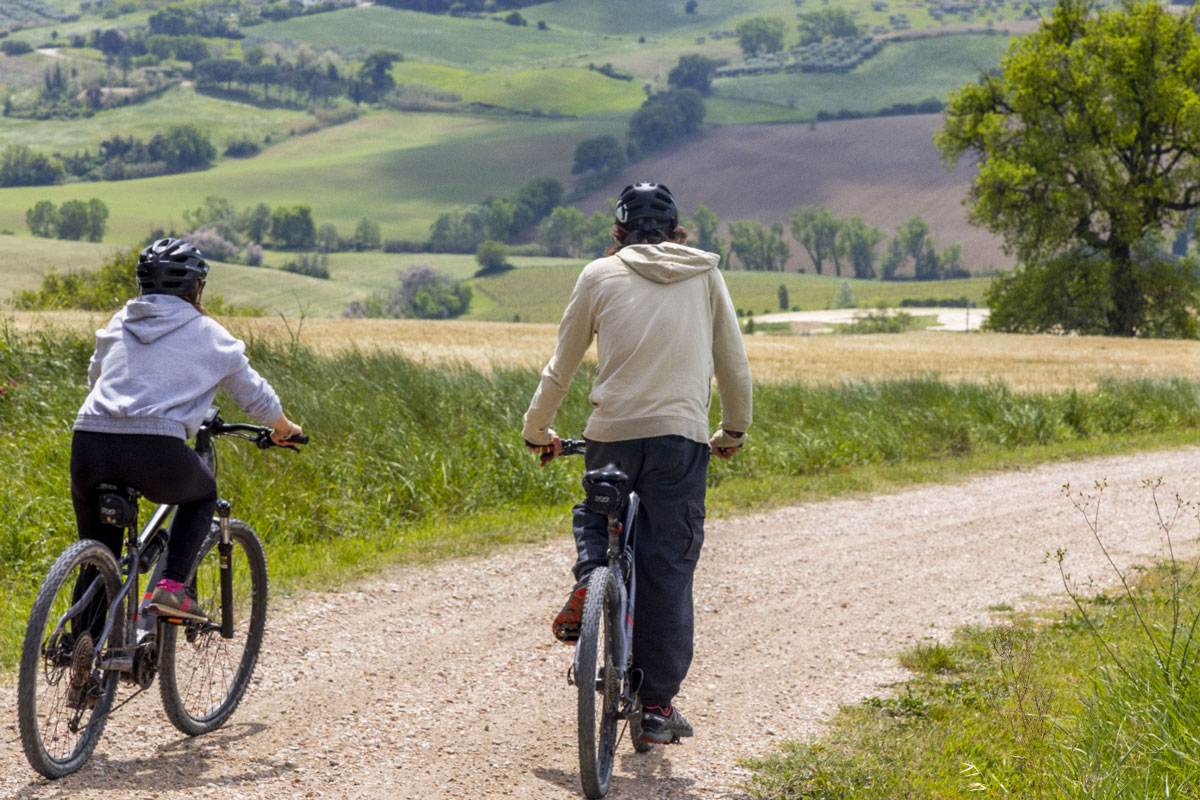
[523, 242, 752, 445]
[75, 294, 283, 440]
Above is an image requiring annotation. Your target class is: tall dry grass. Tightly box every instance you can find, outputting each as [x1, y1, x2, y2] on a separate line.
[10, 312, 1200, 391]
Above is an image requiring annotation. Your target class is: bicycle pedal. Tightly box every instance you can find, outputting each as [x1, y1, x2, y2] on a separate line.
[669, 736, 682, 745]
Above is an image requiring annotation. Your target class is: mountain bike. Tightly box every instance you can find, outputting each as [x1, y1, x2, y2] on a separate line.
[17, 407, 308, 779]
[558, 439, 656, 800]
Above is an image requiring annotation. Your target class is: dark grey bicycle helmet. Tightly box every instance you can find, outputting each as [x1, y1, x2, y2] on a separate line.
[137, 237, 209, 296]
[614, 182, 678, 233]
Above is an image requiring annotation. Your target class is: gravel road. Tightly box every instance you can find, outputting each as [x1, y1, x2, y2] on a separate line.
[4, 447, 1200, 799]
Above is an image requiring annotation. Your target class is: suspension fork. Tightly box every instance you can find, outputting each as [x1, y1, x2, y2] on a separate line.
[217, 499, 234, 639]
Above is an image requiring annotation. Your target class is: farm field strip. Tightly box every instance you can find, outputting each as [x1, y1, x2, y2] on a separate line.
[10, 312, 1200, 391]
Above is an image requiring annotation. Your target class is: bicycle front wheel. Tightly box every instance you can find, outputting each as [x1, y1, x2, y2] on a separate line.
[158, 519, 267, 735]
[17, 540, 122, 779]
[576, 566, 621, 799]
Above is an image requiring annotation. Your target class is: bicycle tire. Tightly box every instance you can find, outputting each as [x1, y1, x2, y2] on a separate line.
[577, 566, 621, 799]
[18, 539, 122, 779]
[158, 519, 267, 735]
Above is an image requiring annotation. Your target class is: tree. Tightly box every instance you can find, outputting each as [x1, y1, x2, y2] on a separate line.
[691, 203, 725, 262]
[152, 124, 216, 172]
[777, 284, 789, 310]
[511, 177, 564, 232]
[685, 0, 698, 13]
[475, 239, 509, 274]
[728, 220, 790, 271]
[354, 217, 381, 250]
[0, 145, 65, 187]
[504, 11, 526, 25]
[735, 17, 786, 57]
[936, 0, 1200, 336]
[838, 217, 884, 279]
[55, 200, 92, 241]
[269, 205, 317, 250]
[241, 202, 272, 243]
[984, 244, 1200, 338]
[880, 238, 905, 280]
[85, 198, 108, 242]
[627, 89, 706, 159]
[357, 50, 403, 101]
[797, 7, 862, 44]
[668, 54, 720, 95]
[184, 195, 240, 243]
[26, 201, 59, 238]
[572, 136, 626, 179]
[790, 205, 841, 275]
[537, 205, 586, 257]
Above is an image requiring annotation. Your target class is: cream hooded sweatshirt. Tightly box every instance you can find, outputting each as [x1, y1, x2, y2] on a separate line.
[523, 242, 752, 446]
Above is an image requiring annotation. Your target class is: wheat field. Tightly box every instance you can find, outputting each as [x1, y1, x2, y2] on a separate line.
[8, 311, 1200, 391]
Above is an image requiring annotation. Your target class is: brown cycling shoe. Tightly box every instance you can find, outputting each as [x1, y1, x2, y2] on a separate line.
[552, 585, 587, 644]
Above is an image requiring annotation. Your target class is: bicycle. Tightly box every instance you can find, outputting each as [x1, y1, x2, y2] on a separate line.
[557, 438, 658, 800]
[17, 406, 308, 779]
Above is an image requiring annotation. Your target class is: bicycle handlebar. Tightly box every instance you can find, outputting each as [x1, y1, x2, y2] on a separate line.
[558, 438, 586, 456]
[206, 419, 310, 449]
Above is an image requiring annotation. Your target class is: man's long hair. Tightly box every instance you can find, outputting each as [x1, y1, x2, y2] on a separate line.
[605, 222, 691, 256]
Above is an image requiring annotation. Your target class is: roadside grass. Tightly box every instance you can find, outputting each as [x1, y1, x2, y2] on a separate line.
[710, 33, 1016, 123]
[0, 109, 613, 243]
[6, 327, 1200, 668]
[743, 551, 1200, 798]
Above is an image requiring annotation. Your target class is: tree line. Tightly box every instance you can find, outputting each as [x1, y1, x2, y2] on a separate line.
[0, 125, 216, 187]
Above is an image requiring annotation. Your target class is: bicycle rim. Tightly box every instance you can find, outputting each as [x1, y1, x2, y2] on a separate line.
[159, 520, 267, 735]
[577, 567, 621, 799]
[17, 540, 121, 779]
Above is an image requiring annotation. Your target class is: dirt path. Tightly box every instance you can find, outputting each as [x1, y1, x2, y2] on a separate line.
[5, 448, 1200, 799]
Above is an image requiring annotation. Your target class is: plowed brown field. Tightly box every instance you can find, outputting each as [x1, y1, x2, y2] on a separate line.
[578, 114, 1006, 274]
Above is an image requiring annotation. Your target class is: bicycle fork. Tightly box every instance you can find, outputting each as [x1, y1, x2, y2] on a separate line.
[217, 499, 235, 639]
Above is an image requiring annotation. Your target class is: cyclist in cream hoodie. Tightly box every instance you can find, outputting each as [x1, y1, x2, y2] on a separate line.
[524, 182, 752, 745]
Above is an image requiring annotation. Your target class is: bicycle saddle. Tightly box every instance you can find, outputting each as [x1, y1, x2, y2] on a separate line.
[582, 464, 630, 516]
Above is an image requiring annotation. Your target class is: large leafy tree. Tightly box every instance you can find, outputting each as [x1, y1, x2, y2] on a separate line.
[936, 0, 1200, 336]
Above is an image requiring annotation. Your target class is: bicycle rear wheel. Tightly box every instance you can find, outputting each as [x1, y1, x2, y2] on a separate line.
[158, 519, 267, 735]
[17, 540, 122, 779]
[576, 566, 621, 799]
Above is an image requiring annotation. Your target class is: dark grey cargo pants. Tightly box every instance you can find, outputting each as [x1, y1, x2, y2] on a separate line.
[571, 434, 710, 708]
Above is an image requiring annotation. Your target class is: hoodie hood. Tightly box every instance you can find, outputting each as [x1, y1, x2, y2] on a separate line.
[121, 294, 200, 344]
[615, 242, 720, 284]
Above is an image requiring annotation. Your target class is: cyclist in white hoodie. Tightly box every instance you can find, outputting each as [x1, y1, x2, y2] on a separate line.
[72, 238, 302, 621]
[523, 182, 752, 745]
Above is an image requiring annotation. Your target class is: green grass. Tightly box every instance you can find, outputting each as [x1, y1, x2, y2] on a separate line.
[6, 325, 1200, 669]
[0, 108, 615, 244]
[745, 558, 1200, 798]
[710, 33, 1016, 122]
[392, 61, 645, 116]
[0, 85, 314, 154]
[467, 266, 992, 323]
[251, 6, 594, 66]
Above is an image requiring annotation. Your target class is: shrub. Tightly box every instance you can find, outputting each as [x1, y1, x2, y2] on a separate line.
[187, 226, 240, 262]
[475, 239, 510, 275]
[344, 265, 471, 319]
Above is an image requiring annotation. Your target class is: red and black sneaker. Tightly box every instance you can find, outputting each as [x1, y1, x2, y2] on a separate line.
[552, 585, 587, 644]
[637, 704, 693, 744]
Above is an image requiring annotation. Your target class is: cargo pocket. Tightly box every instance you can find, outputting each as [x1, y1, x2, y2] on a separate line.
[683, 500, 706, 560]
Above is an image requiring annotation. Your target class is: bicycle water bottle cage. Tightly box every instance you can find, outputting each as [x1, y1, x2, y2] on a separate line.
[96, 484, 140, 528]
[583, 465, 630, 516]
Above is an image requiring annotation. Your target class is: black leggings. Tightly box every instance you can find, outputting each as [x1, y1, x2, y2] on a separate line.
[70, 431, 217, 583]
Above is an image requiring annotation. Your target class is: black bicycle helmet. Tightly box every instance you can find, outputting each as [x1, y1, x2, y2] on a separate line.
[137, 238, 209, 296]
[614, 182, 678, 233]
